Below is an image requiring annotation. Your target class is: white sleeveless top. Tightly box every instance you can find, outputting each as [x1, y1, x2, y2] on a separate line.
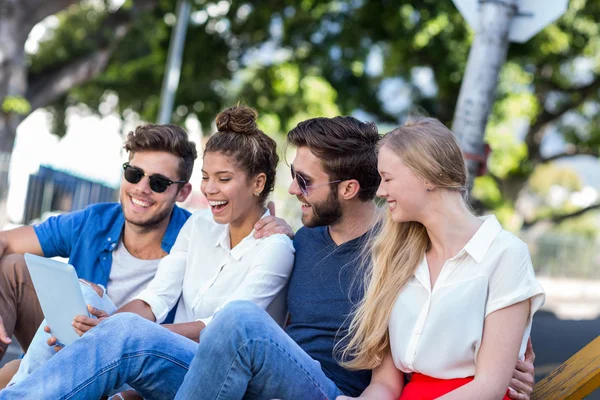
[388, 215, 545, 379]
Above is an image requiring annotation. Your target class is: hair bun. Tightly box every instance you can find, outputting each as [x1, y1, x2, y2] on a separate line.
[215, 106, 259, 135]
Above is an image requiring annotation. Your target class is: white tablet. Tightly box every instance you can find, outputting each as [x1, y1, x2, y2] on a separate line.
[25, 253, 89, 346]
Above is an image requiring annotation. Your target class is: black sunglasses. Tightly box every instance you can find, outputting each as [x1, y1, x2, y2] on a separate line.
[122, 163, 185, 193]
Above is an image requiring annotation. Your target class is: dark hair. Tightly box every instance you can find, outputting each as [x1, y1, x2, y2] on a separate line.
[124, 124, 198, 182]
[204, 106, 279, 204]
[287, 116, 380, 201]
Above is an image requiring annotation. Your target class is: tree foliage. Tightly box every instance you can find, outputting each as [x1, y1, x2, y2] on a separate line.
[21, 0, 600, 233]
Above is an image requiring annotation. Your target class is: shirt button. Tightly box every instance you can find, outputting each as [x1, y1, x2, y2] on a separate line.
[107, 237, 112, 241]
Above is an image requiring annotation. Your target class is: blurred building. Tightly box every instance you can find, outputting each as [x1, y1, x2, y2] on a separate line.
[23, 166, 117, 224]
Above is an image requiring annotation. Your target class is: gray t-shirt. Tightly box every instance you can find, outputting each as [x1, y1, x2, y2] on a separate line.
[106, 240, 161, 308]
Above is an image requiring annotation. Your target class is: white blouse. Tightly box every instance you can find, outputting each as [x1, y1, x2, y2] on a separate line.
[389, 215, 545, 379]
[134, 209, 295, 327]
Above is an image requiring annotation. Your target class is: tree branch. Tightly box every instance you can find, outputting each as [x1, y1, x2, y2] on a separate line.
[27, 49, 114, 110]
[19, 0, 79, 36]
[25, 0, 159, 110]
[540, 147, 600, 163]
[523, 202, 600, 229]
[525, 75, 600, 161]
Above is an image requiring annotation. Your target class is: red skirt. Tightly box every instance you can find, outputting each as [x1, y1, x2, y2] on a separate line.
[399, 373, 511, 400]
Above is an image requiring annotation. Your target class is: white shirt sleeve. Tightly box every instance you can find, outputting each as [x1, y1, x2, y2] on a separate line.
[486, 241, 545, 318]
[133, 215, 193, 323]
[197, 237, 295, 327]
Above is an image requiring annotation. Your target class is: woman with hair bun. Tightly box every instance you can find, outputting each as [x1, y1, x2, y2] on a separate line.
[337, 118, 545, 400]
[3, 106, 296, 399]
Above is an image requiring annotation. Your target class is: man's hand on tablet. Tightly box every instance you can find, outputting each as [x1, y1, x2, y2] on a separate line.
[45, 326, 64, 352]
[72, 279, 109, 334]
[45, 305, 110, 351]
[72, 305, 109, 336]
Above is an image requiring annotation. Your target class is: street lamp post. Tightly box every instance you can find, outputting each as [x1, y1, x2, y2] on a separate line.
[157, 0, 191, 124]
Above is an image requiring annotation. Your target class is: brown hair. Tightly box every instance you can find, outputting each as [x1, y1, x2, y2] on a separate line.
[205, 106, 279, 204]
[339, 117, 468, 370]
[287, 116, 380, 201]
[124, 124, 198, 182]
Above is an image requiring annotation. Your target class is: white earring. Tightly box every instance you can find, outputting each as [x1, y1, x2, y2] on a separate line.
[254, 192, 261, 196]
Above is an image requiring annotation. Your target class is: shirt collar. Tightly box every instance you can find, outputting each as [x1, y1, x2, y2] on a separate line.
[104, 210, 125, 251]
[107, 205, 190, 253]
[463, 215, 503, 263]
[162, 205, 191, 252]
[413, 215, 503, 287]
[215, 208, 271, 261]
[414, 255, 431, 290]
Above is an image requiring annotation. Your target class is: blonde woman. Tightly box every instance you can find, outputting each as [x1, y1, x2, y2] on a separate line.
[338, 118, 544, 400]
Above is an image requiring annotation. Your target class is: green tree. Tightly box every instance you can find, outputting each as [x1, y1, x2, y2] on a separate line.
[0, 0, 160, 223]
[5, 0, 600, 230]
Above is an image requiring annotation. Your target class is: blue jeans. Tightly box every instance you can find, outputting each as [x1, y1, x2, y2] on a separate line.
[0, 312, 197, 399]
[8, 281, 118, 386]
[0, 301, 343, 399]
[175, 301, 344, 400]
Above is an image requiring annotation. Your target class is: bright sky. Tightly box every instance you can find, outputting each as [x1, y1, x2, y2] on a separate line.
[8, 110, 122, 222]
[7, 107, 205, 223]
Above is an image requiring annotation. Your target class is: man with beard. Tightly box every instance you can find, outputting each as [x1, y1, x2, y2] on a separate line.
[0, 117, 536, 400]
[0, 123, 195, 385]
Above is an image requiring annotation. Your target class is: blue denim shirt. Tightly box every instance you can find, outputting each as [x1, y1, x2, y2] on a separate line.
[33, 202, 191, 287]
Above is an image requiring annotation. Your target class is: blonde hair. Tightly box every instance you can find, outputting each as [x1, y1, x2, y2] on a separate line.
[338, 118, 468, 370]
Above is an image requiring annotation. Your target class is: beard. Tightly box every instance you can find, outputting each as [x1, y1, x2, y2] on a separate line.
[301, 188, 343, 228]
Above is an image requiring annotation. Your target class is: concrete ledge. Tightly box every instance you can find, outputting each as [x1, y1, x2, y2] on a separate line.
[538, 277, 600, 320]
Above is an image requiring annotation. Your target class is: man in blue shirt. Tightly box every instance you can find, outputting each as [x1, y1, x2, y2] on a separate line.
[0, 123, 197, 367]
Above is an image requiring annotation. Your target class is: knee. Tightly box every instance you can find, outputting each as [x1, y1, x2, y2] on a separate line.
[102, 312, 146, 328]
[94, 312, 151, 339]
[86, 313, 154, 347]
[79, 280, 104, 298]
[209, 301, 271, 338]
[0, 254, 28, 283]
[215, 301, 264, 324]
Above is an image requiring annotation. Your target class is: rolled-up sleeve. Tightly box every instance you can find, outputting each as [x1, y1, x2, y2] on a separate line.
[486, 242, 545, 318]
[134, 216, 193, 323]
[198, 236, 295, 327]
[33, 210, 85, 258]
